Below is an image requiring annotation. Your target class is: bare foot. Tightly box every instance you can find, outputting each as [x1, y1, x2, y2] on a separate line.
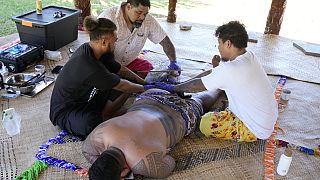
[212, 100, 228, 112]
[221, 100, 229, 110]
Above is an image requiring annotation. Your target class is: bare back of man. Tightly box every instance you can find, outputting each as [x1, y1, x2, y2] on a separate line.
[82, 89, 221, 178]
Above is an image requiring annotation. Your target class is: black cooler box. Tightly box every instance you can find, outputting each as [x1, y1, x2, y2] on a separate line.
[0, 43, 44, 73]
[12, 6, 80, 50]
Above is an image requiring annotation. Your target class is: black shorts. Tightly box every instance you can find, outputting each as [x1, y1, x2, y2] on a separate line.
[57, 89, 122, 140]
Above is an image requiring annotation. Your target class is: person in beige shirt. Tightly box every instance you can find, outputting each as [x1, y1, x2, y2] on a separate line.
[98, 0, 181, 78]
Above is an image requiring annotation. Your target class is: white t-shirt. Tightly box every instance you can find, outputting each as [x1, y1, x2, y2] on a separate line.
[98, 4, 167, 66]
[201, 51, 278, 139]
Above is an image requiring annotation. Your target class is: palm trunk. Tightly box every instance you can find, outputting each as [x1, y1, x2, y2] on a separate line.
[264, 0, 287, 35]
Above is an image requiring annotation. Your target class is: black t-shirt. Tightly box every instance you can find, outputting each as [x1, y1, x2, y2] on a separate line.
[49, 43, 121, 125]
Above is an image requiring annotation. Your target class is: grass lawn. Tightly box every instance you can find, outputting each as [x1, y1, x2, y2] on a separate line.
[0, 0, 200, 38]
[2, 1, 319, 43]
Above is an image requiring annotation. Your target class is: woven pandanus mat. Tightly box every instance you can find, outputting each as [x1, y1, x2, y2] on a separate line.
[1, 30, 319, 179]
[268, 76, 320, 149]
[144, 21, 320, 84]
[38, 129, 320, 180]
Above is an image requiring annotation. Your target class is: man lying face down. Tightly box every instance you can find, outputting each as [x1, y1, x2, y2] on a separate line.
[82, 88, 221, 179]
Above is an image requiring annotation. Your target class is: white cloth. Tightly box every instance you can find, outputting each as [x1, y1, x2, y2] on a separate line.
[98, 4, 167, 66]
[201, 51, 278, 139]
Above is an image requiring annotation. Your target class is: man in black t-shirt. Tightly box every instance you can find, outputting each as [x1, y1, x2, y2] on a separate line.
[50, 17, 147, 139]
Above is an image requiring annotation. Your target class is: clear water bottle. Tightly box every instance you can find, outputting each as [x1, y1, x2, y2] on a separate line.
[2, 108, 21, 136]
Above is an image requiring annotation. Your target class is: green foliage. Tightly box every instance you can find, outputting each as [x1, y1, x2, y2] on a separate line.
[15, 160, 48, 180]
[0, 0, 74, 37]
[0, 0, 203, 37]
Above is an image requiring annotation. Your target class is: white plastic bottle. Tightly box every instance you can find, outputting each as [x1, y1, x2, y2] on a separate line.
[277, 148, 293, 176]
[2, 108, 21, 136]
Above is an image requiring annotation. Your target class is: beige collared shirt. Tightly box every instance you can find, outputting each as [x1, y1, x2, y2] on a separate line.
[98, 4, 167, 66]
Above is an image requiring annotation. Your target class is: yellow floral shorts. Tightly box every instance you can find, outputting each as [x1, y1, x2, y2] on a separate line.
[199, 109, 257, 142]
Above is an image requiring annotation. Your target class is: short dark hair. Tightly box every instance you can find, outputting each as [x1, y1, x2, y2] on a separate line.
[127, 0, 151, 8]
[89, 147, 126, 180]
[215, 21, 248, 48]
[83, 17, 117, 41]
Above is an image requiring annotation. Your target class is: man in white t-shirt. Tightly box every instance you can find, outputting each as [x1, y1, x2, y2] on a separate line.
[154, 21, 278, 141]
[98, 0, 180, 78]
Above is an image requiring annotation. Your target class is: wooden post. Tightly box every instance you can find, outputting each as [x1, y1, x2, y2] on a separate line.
[74, 0, 91, 25]
[264, 0, 287, 35]
[167, 0, 177, 23]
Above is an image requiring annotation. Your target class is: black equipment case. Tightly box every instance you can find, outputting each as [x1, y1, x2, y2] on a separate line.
[0, 43, 44, 73]
[12, 6, 80, 50]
